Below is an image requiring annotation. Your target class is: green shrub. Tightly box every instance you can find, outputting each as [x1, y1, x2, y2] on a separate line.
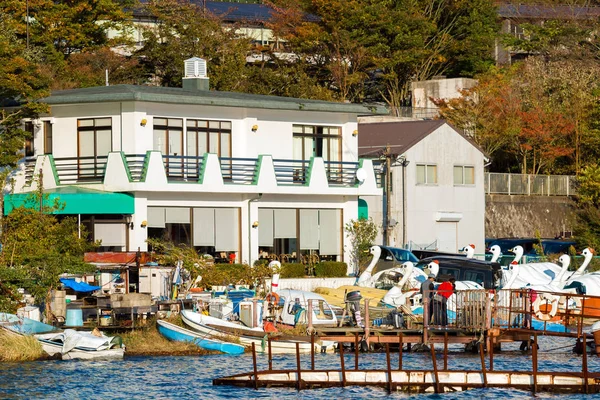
[314, 261, 348, 277]
[280, 262, 306, 278]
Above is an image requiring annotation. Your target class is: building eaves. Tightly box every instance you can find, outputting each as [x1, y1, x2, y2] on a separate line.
[358, 119, 487, 158]
[42, 85, 388, 115]
[133, 0, 319, 23]
[358, 120, 445, 157]
[497, 3, 600, 19]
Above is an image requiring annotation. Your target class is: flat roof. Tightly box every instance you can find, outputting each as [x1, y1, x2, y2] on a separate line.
[42, 84, 388, 115]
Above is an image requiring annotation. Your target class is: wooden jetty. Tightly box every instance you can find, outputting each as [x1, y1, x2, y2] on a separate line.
[214, 288, 600, 394]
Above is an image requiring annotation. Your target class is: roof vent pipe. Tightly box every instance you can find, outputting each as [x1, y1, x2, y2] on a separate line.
[183, 57, 209, 91]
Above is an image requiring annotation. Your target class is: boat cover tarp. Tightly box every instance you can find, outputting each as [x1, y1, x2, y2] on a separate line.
[35, 329, 115, 354]
[60, 278, 101, 293]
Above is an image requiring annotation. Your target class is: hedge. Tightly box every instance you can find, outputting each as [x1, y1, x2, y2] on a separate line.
[280, 262, 306, 278]
[314, 261, 348, 277]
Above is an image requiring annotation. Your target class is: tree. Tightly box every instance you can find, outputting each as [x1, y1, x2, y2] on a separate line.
[135, 0, 253, 91]
[56, 47, 145, 89]
[0, 190, 97, 313]
[0, 13, 50, 182]
[1, 0, 135, 57]
[344, 217, 378, 275]
[272, 0, 498, 112]
[573, 164, 600, 251]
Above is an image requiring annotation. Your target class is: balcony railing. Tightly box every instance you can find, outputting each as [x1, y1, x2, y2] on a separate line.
[53, 156, 108, 184]
[162, 155, 204, 182]
[23, 156, 37, 186]
[325, 160, 359, 186]
[124, 154, 147, 182]
[485, 172, 576, 196]
[273, 159, 310, 185]
[219, 157, 258, 185]
[27, 152, 379, 191]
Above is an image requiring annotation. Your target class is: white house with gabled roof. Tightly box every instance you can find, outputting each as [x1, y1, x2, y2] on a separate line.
[4, 58, 384, 276]
[358, 120, 486, 255]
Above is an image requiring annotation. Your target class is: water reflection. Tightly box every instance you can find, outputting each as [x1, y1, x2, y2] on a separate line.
[0, 336, 598, 399]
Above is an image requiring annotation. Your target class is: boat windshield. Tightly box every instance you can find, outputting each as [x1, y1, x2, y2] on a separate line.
[388, 248, 419, 263]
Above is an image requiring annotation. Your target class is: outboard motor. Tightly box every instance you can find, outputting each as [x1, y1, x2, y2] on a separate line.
[345, 290, 363, 327]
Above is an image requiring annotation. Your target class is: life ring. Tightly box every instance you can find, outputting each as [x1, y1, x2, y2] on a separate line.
[265, 291, 280, 305]
[533, 292, 559, 321]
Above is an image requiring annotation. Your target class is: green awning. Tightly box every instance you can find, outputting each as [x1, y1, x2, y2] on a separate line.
[4, 187, 134, 215]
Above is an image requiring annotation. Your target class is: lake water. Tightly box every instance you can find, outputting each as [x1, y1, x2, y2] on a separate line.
[1, 337, 599, 399]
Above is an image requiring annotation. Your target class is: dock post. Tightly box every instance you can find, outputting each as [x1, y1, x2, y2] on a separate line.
[430, 344, 440, 393]
[443, 332, 448, 371]
[310, 333, 315, 371]
[479, 342, 487, 388]
[489, 332, 494, 371]
[583, 333, 589, 394]
[339, 341, 346, 387]
[386, 343, 392, 393]
[268, 337, 272, 370]
[364, 298, 370, 349]
[423, 297, 429, 345]
[398, 332, 403, 370]
[252, 342, 258, 389]
[307, 299, 313, 334]
[354, 333, 359, 370]
[532, 333, 538, 394]
[296, 342, 302, 390]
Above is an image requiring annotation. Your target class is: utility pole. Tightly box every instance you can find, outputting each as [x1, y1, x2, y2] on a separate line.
[383, 145, 392, 246]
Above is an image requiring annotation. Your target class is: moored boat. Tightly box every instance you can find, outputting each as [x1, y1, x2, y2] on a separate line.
[180, 310, 334, 354]
[0, 312, 125, 360]
[156, 319, 245, 355]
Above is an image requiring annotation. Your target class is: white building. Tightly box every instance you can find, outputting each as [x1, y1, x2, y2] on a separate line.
[5, 58, 384, 274]
[358, 120, 486, 254]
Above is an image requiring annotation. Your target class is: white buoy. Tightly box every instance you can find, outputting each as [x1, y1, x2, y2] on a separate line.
[268, 260, 281, 293]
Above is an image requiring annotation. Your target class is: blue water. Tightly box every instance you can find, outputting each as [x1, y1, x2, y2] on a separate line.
[1, 337, 599, 399]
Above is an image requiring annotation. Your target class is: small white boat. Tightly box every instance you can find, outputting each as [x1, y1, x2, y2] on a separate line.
[0, 312, 124, 360]
[35, 329, 125, 360]
[180, 310, 333, 354]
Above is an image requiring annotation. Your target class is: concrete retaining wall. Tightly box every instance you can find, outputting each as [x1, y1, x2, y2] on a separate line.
[485, 195, 576, 238]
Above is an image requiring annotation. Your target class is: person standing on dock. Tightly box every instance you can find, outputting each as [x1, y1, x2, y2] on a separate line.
[421, 273, 436, 325]
[434, 277, 455, 326]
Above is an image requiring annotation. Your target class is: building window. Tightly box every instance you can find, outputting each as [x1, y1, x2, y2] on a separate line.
[154, 118, 183, 177]
[293, 125, 342, 182]
[416, 164, 437, 184]
[24, 122, 34, 157]
[186, 119, 232, 158]
[258, 208, 343, 264]
[187, 119, 232, 179]
[78, 118, 112, 178]
[44, 121, 53, 154]
[454, 165, 475, 185]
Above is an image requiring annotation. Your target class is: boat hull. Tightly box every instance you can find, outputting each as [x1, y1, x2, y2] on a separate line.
[157, 320, 244, 355]
[38, 339, 124, 360]
[180, 310, 332, 354]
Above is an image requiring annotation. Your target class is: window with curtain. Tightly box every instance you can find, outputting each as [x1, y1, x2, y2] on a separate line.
[293, 125, 342, 183]
[453, 165, 475, 185]
[24, 122, 35, 157]
[77, 118, 112, 178]
[154, 118, 183, 177]
[416, 163, 438, 184]
[187, 119, 232, 179]
[44, 121, 53, 154]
